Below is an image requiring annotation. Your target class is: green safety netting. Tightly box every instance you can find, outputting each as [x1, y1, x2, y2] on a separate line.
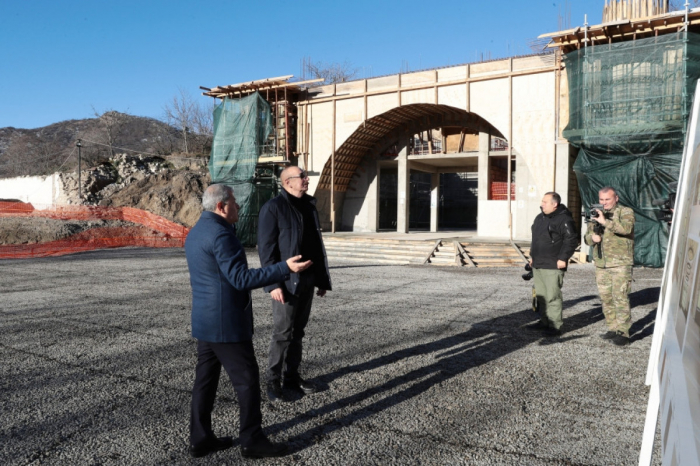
[564, 31, 700, 267]
[209, 92, 274, 246]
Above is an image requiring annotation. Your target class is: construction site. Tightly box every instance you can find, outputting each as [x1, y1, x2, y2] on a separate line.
[2, 1, 694, 465]
[0, 1, 696, 269]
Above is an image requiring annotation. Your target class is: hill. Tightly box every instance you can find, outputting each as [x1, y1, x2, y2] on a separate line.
[0, 112, 208, 178]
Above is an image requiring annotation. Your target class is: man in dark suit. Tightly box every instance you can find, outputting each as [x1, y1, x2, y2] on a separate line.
[185, 184, 310, 459]
[258, 166, 332, 402]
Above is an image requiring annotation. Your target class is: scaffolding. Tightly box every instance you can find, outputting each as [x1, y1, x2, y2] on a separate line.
[202, 76, 323, 246]
[564, 31, 700, 267]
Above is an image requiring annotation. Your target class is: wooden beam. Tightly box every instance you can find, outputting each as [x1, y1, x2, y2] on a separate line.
[296, 66, 558, 106]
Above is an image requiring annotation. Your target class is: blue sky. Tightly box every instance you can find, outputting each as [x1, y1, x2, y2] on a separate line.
[0, 0, 605, 129]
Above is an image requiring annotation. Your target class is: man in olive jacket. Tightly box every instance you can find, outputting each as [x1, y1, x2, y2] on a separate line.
[185, 184, 310, 459]
[529, 192, 578, 336]
[258, 166, 331, 402]
[584, 186, 635, 346]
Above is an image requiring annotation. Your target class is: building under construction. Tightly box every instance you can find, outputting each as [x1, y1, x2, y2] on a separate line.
[202, 0, 700, 267]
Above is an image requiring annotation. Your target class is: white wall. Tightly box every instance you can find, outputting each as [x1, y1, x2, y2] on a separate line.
[0, 174, 63, 207]
[477, 200, 517, 238]
[304, 58, 558, 239]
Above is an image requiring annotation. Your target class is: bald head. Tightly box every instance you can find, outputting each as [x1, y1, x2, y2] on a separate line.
[280, 166, 298, 183]
[280, 166, 309, 198]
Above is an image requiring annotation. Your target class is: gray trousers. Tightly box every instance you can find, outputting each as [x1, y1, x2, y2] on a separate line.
[267, 284, 314, 382]
[533, 268, 565, 330]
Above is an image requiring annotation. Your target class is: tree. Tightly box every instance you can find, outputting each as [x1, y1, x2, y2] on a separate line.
[163, 88, 213, 155]
[301, 57, 359, 85]
[91, 107, 130, 158]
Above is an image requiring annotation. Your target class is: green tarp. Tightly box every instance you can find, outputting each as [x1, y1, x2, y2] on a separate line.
[209, 92, 274, 246]
[564, 32, 700, 267]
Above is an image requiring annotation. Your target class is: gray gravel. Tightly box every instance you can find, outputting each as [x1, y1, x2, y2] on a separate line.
[0, 248, 662, 465]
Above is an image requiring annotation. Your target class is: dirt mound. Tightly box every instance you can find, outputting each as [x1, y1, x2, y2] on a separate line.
[99, 170, 210, 227]
[0, 217, 148, 245]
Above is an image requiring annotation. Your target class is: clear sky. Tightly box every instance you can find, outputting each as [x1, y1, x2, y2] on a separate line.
[0, 0, 606, 130]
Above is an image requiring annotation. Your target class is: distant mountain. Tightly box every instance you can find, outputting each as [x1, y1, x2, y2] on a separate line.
[0, 112, 207, 178]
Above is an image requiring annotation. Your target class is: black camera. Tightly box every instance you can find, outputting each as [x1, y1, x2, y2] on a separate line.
[652, 181, 677, 223]
[582, 203, 609, 259]
[522, 263, 533, 281]
[583, 203, 608, 224]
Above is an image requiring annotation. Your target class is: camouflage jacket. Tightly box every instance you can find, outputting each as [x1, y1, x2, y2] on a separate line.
[584, 204, 635, 268]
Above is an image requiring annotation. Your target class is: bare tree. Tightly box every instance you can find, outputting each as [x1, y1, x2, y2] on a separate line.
[163, 88, 213, 155]
[301, 57, 359, 85]
[34, 131, 65, 175]
[91, 107, 130, 158]
[0, 131, 69, 178]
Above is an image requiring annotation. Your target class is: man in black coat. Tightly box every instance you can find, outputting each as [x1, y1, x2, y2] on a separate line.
[258, 166, 332, 402]
[528, 192, 578, 336]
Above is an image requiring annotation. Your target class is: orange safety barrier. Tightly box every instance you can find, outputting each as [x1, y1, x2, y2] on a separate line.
[0, 201, 35, 214]
[490, 182, 515, 201]
[0, 202, 190, 259]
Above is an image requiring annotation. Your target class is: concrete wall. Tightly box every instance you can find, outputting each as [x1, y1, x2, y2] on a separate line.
[477, 200, 517, 238]
[340, 160, 378, 232]
[302, 55, 560, 240]
[0, 174, 63, 207]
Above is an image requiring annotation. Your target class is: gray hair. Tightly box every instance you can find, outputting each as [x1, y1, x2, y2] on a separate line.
[544, 191, 561, 206]
[202, 184, 232, 212]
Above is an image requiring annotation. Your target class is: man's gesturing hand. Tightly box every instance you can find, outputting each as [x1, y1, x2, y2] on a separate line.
[286, 255, 312, 273]
[270, 288, 285, 303]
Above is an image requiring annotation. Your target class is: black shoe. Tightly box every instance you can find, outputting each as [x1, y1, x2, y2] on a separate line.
[612, 332, 630, 346]
[283, 376, 317, 395]
[189, 436, 234, 458]
[544, 327, 563, 337]
[241, 437, 289, 459]
[600, 331, 617, 340]
[266, 380, 284, 402]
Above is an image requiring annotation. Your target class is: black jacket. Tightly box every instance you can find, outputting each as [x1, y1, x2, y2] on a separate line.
[257, 189, 332, 294]
[530, 203, 578, 270]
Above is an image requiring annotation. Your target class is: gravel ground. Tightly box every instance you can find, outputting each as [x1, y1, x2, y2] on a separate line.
[0, 248, 662, 465]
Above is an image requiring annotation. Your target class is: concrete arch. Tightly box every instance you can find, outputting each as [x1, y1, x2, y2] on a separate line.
[315, 103, 504, 194]
[313, 103, 505, 229]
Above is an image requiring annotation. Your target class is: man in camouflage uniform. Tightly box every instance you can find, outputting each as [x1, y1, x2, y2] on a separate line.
[584, 187, 635, 346]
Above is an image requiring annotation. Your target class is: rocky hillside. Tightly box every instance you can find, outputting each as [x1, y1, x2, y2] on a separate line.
[0, 112, 209, 178]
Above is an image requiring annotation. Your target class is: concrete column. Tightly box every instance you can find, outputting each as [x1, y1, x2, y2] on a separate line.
[430, 172, 439, 232]
[397, 143, 409, 233]
[478, 132, 490, 201]
[368, 162, 379, 232]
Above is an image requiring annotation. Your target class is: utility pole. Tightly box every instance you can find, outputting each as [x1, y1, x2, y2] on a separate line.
[184, 126, 189, 154]
[76, 139, 82, 201]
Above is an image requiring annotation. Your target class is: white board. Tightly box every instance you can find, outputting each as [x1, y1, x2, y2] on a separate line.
[640, 81, 700, 466]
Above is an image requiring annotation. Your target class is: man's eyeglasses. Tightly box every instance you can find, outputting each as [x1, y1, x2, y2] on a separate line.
[287, 171, 309, 180]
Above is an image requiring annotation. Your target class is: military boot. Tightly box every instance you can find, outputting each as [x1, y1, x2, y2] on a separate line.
[611, 332, 630, 346]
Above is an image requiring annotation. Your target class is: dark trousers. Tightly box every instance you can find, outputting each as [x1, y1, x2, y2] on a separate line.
[267, 284, 314, 381]
[190, 340, 263, 448]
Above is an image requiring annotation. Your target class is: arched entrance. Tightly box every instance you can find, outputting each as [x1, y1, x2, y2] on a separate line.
[313, 104, 507, 233]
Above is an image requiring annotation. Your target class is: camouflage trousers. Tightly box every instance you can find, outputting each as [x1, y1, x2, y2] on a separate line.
[533, 268, 565, 330]
[595, 266, 632, 337]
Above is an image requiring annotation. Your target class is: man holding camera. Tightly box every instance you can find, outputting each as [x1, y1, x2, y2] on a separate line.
[529, 192, 578, 336]
[584, 186, 635, 346]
